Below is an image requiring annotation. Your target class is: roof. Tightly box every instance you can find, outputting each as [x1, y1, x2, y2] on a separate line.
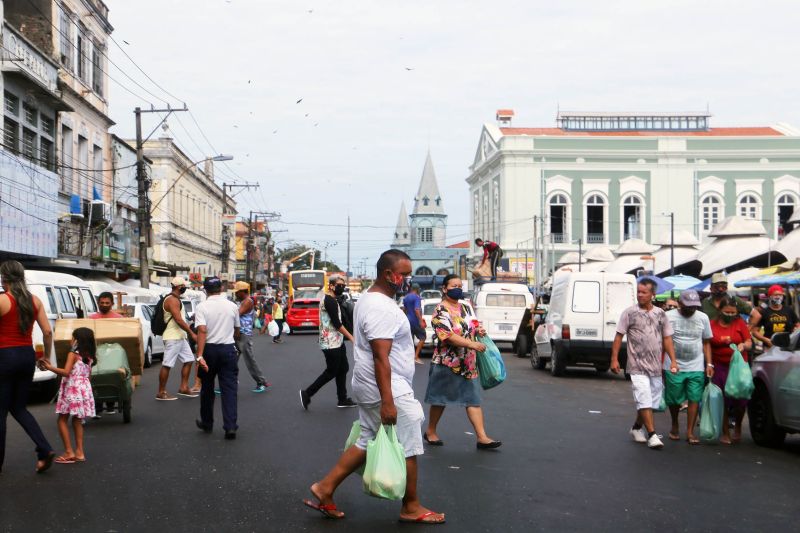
[615, 238, 658, 255]
[584, 245, 616, 262]
[499, 127, 784, 137]
[447, 240, 470, 249]
[392, 202, 410, 246]
[411, 152, 445, 216]
[695, 236, 783, 276]
[652, 229, 701, 246]
[707, 216, 767, 237]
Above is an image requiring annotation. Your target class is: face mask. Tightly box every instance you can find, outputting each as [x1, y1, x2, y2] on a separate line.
[720, 313, 737, 324]
[386, 272, 404, 294]
[446, 288, 463, 300]
[333, 285, 345, 296]
[770, 296, 783, 306]
[679, 308, 696, 318]
[179, 287, 187, 295]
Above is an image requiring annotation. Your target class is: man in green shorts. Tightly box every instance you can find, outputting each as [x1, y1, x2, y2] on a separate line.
[664, 290, 715, 444]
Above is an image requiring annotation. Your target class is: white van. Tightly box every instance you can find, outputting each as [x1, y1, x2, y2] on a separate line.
[532, 272, 636, 376]
[473, 282, 535, 344]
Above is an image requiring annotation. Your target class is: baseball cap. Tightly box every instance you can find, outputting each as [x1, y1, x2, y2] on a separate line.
[768, 284, 785, 296]
[678, 290, 701, 308]
[234, 281, 250, 292]
[171, 276, 187, 287]
[710, 272, 728, 285]
[203, 276, 222, 291]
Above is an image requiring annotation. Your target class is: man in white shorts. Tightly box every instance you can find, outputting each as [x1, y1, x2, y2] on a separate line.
[156, 277, 198, 401]
[303, 249, 445, 524]
[611, 278, 677, 449]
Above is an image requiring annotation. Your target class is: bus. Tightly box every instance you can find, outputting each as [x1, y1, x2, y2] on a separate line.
[286, 270, 327, 332]
[288, 270, 327, 301]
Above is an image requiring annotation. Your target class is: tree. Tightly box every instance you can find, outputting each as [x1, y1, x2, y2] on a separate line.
[276, 244, 341, 272]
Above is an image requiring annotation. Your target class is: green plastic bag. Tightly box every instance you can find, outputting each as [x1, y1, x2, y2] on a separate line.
[654, 392, 667, 413]
[344, 420, 365, 476]
[362, 425, 406, 500]
[476, 335, 507, 390]
[699, 382, 724, 442]
[725, 344, 754, 399]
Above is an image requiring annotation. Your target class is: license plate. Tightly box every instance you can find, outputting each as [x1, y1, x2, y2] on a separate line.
[497, 323, 514, 331]
[574, 328, 598, 337]
[302, 322, 314, 326]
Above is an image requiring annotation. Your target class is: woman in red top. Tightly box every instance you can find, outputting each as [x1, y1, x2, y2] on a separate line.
[0, 260, 55, 473]
[708, 296, 753, 444]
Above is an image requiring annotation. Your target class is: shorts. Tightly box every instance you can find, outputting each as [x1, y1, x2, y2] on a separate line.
[664, 371, 704, 405]
[410, 324, 426, 342]
[163, 339, 195, 368]
[355, 393, 425, 458]
[630, 374, 663, 410]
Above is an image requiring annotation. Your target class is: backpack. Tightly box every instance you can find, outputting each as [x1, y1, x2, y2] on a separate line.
[151, 294, 174, 336]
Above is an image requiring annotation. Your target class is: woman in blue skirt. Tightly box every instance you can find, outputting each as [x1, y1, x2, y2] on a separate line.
[423, 274, 502, 450]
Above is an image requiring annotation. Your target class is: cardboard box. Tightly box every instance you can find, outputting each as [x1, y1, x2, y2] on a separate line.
[54, 318, 144, 376]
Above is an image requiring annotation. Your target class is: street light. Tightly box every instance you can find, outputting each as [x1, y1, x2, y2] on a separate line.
[151, 154, 234, 212]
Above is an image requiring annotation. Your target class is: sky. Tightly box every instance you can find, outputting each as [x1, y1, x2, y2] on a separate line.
[106, 0, 800, 275]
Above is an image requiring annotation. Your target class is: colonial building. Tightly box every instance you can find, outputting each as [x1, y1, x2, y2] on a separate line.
[392, 152, 466, 282]
[468, 109, 800, 282]
[138, 128, 236, 280]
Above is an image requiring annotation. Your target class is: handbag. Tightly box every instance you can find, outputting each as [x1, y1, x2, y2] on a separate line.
[475, 335, 507, 390]
[725, 344, 754, 399]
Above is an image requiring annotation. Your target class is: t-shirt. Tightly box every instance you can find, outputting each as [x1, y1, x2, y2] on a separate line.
[616, 305, 673, 377]
[90, 311, 123, 319]
[402, 292, 422, 328]
[756, 306, 798, 338]
[195, 295, 240, 345]
[701, 295, 752, 321]
[709, 318, 751, 365]
[351, 290, 415, 404]
[665, 309, 713, 372]
[162, 295, 187, 341]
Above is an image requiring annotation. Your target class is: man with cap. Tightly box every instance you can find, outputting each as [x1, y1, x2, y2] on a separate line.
[749, 284, 799, 349]
[664, 290, 714, 444]
[195, 276, 241, 439]
[234, 281, 269, 393]
[156, 276, 198, 401]
[701, 272, 753, 320]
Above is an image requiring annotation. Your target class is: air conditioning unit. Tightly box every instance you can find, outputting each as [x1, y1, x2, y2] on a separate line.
[89, 200, 111, 228]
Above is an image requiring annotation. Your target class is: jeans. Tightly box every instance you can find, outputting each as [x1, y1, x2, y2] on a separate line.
[489, 250, 502, 278]
[274, 319, 284, 340]
[306, 345, 349, 402]
[0, 346, 53, 470]
[236, 334, 266, 386]
[198, 343, 238, 432]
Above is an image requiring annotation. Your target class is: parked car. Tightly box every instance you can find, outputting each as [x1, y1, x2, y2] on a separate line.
[532, 272, 636, 376]
[286, 298, 320, 333]
[748, 331, 800, 447]
[421, 297, 476, 351]
[129, 303, 165, 368]
[420, 289, 442, 300]
[472, 282, 534, 346]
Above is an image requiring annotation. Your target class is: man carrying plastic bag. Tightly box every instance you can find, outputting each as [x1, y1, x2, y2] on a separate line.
[303, 250, 445, 524]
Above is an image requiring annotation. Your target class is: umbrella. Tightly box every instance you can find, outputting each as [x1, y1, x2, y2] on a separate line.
[638, 275, 675, 295]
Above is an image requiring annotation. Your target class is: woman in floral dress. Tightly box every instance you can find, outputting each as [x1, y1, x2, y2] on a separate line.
[41, 327, 96, 463]
[423, 274, 502, 450]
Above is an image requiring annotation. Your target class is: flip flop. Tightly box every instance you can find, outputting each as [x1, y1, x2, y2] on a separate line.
[302, 499, 344, 519]
[73, 457, 86, 462]
[54, 455, 76, 464]
[687, 437, 700, 445]
[668, 432, 680, 441]
[399, 511, 446, 524]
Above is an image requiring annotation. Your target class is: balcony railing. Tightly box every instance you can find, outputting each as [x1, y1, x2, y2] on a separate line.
[550, 233, 567, 244]
[586, 233, 605, 244]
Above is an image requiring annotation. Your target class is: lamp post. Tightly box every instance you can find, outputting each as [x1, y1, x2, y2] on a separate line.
[573, 238, 582, 272]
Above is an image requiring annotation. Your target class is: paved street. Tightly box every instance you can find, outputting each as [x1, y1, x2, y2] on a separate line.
[1, 332, 798, 532]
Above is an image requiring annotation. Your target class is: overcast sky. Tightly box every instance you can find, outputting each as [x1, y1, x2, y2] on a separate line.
[107, 0, 800, 274]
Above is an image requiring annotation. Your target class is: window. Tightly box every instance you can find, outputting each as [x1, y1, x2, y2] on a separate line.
[585, 194, 605, 243]
[77, 24, 90, 83]
[41, 116, 55, 137]
[423, 303, 438, 315]
[436, 268, 450, 275]
[415, 266, 432, 276]
[80, 289, 97, 314]
[776, 193, 797, 238]
[77, 135, 88, 198]
[422, 196, 429, 206]
[92, 44, 103, 96]
[45, 287, 58, 314]
[4, 91, 19, 115]
[486, 294, 527, 307]
[22, 128, 36, 162]
[40, 138, 55, 171]
[738, 194, 759, 220]
[571, 281, 600, 313]
[57, 287, 75, 313]
[4, 117, 19, 153]
[93, 145, 103, 196]
[622, 195, 643, 240]
[701, 195, 722, 231]
[549, 193, 568, 243]
[60, 8, 73, 70]
[61, 125, 74, 192]
[417, 227, 433, 242]
[23, 103, 37, 126]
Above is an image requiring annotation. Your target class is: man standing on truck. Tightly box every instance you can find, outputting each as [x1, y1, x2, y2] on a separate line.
[157, 277, 198, 401]
[611, 278, 678, 450]
[475, 238, 503, 280]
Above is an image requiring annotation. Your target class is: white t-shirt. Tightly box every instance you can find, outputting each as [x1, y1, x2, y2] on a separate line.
[665, 309, 713, 372]
[195, 294, 240, 345]
[351, 290, 415, 404]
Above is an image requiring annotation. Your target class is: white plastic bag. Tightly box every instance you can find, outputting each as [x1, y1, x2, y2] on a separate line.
[267, 320, 279, 337]
[282, 322, 290, 334]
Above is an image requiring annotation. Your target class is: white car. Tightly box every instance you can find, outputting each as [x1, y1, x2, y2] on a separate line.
[130, 303, 165, 368]
[421, 298, 477, 351]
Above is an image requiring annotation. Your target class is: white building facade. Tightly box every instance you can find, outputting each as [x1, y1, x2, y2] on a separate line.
[467, 111, 800, 281]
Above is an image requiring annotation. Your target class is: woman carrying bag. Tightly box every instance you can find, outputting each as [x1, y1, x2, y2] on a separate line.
[423, 274, 502, 450]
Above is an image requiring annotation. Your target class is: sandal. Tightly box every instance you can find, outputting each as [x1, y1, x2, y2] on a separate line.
[302, 499, 344, 519]
[668, 432, 680, 441]
[399, 511, 446, 524]
[687, 437, 700, 445]
[54, 455, 76, 464]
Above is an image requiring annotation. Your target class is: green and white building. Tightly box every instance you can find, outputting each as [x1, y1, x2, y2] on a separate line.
[467, 110, 800, 278]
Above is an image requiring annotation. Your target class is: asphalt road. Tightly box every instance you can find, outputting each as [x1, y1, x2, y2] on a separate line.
[1, 332, 798, 532]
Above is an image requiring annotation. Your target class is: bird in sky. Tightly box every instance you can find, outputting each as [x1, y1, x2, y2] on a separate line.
[273, 130, 278, 134]
[405, 67, 414, 71]
[122, 40, 130, 45]
[305, 113, 310, 117]
[314, 123, 319, 127]
[296, 98, 303, 104]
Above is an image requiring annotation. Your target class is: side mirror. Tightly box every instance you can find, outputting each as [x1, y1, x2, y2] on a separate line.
[771, 332, 791, 349]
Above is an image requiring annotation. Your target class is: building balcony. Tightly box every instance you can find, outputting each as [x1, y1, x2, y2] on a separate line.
[586, 233, 605, 244]
[549, 233, 567, 244]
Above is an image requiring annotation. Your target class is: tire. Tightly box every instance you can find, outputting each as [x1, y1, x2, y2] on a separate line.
[550, 344, 567, 377]
[530, 345, 547, 370]
[143, 342, 152, 369]
[515, 334, 530, 358]
[748, 382, 786, 447]
[122, 399, 132, 424]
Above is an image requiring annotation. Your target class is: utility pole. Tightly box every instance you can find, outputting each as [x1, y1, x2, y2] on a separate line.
[135, 104, 187, 288]
[533, 216, 538, 288]
[220, 183, 259, 275]
[346, 215, 351, 284]
[245, 210, 280, 288]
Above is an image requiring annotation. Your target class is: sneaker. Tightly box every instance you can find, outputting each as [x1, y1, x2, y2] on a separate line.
[299, 389, 310, 410]
[273, 339, 283, 344]
[647, 433, 664, 449]
[177, 390, 199, 398]
[105, 408, 117, 415]
[629, 427, 647, 443]
[252, 383, 270, 393]
[337, 398, 357, 408]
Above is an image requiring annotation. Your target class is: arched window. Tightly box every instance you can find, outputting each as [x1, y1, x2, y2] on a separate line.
[738, 194, 760, 220]
[436, 268, 450, 275]
[701, 194, 722, 232]
[776, 193, 797, 238]
[549, 193, 568, 243]
[622, 195, 643, 241]
[585, 194, 605, 243]
[422, 196, 430, 206]
[416, 266, 432, 276]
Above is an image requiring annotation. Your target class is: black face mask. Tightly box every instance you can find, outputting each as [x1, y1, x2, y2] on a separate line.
[679, 308, 696, 318]
[333, 285, 345, 296]
[179, 287, 187, 295]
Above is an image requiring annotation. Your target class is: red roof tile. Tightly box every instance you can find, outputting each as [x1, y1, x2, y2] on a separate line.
[499, 127, 784, 137]
[447, 240, 470, 249]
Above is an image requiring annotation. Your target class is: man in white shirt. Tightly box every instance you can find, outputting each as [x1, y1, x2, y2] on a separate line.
[194, 277, 241, 440]
[303, 249, 445, 524]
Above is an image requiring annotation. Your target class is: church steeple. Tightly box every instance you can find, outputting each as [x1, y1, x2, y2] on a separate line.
[392, 202, 411, 248]
[412, 151, 444, 216]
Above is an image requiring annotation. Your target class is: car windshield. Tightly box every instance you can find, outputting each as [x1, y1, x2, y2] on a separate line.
[423, 303, 438, 315]
[295, 289, 321, 300]
[420, 290, 441, 299]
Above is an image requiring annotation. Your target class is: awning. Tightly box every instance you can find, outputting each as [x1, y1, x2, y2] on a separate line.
[735, 270, 800, 288]
[775, 228, 800, 263]
[694, 236, 784, 276]
[604, 255, 646, 274]
[651, 246, 700, 276]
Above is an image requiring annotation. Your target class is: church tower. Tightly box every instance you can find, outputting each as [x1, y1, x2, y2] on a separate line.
[409, 152, 447, 248]
[392, 202, 411, 249]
